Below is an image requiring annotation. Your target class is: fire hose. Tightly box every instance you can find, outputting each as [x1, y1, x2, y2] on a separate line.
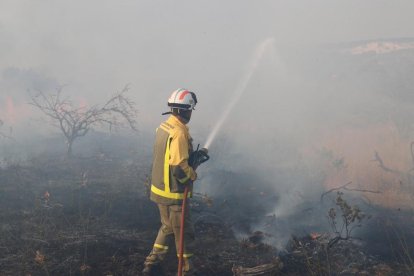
[178, 146, 209, 276]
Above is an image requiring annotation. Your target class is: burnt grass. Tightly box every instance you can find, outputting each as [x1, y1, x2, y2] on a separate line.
[1, 154, 414, 275]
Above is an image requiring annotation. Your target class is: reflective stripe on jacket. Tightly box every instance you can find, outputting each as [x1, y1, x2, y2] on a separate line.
[150, 115, 196, 205]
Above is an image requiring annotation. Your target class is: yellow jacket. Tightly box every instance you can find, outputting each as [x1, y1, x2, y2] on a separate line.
[165, 116, 197, 182]
[150, 115, 196, 205]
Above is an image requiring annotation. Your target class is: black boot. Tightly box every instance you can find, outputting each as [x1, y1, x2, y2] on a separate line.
[143, 250, 165, 275]
[142, 264, 152, 275]
[142, 263, 164, 275]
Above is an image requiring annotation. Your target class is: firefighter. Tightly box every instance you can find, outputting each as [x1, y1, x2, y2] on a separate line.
[143, 89, 198, 275]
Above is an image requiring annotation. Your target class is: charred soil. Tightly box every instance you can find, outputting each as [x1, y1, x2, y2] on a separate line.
[0, 155, 413, 275]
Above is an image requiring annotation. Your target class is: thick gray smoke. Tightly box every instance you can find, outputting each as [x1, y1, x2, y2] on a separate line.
[2, 0, 414, 247]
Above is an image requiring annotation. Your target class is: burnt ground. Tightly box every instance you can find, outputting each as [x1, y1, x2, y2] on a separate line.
[0, 153, 414, 275]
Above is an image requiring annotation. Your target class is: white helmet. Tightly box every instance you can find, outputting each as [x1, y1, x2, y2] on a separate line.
[167, 88, 197, 110]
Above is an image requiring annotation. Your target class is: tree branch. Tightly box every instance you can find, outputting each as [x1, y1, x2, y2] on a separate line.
[29, 86, 138, 156]
[321, 181, 381, 203]
[321, 182, 352, 202]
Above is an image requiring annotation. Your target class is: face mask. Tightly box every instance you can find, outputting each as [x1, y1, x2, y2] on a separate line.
[178, 110, 192, 124]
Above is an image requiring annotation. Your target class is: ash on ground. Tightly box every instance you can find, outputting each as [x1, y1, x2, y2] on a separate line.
[0, 155, 413, 275]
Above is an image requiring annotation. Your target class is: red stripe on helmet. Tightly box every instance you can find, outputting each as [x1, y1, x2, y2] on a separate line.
[178, 90, 189, 100]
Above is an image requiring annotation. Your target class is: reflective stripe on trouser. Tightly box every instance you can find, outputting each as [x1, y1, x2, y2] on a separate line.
[144, 203, 195, 267]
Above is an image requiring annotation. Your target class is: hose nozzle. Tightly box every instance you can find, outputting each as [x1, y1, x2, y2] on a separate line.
[189, 146, 210, 169]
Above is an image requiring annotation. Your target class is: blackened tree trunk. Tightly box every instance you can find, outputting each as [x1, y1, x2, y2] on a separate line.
[66, 139, 74, 157]
[29, 85, 138, 158]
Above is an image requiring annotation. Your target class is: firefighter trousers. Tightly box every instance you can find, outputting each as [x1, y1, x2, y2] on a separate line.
[144, 203, 195, 271]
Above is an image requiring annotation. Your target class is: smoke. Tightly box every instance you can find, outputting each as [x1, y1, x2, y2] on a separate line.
[196, 37, 414, 248]
[2, 0, 414, 248]
[205, 38, 276, 148]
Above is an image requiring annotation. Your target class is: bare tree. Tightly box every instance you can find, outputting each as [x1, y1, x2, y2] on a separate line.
[30, 85, 138, 157]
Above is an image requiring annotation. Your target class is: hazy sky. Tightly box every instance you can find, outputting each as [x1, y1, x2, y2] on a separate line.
[1, 0, 414, 140]
[1, 0, 414, 113]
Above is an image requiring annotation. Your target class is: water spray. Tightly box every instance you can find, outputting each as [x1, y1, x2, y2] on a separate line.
[179, 39, 275, 275]
[204, 38, 276, 150]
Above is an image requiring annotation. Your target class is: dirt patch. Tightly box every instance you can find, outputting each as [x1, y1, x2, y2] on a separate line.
[0, 157, 413, 275]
